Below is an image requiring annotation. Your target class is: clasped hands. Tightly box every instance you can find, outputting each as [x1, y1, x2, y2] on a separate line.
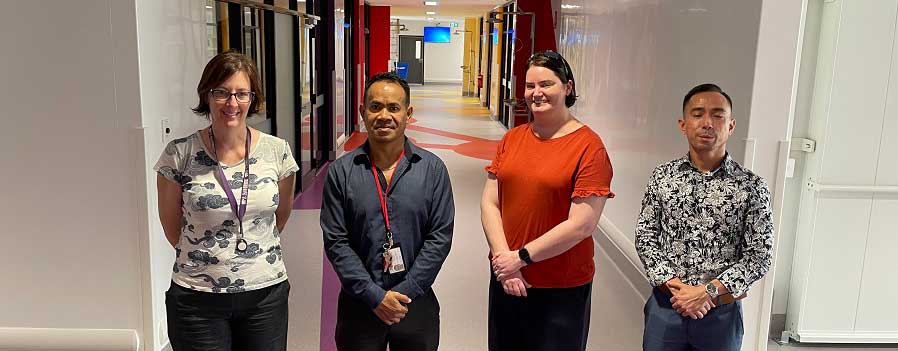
[666, 279, 716, 319]
[373, 290, 411, 325]
[491, 250, 532, 297]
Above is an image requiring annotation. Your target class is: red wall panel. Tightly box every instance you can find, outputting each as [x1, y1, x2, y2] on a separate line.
[368, 6, 391, 78]
[513, 0, 558, 126]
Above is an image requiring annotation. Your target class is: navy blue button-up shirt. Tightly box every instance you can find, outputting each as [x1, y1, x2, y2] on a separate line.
[321, 139, 455, 308]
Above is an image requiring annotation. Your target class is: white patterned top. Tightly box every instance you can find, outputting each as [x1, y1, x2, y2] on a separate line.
[155, 130, 298, 293]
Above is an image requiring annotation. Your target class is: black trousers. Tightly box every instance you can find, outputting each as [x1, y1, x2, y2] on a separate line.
[165, 280, 290, 351]
[335, 288, 440, 351]
[488, 278, 592, 351]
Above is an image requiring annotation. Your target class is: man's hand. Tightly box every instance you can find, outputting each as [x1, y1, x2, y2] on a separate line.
[499, 270, 532, 297]
[491, 250, 525, 280]
[667, 280, 715, 319]
[373, 291, 411, 325]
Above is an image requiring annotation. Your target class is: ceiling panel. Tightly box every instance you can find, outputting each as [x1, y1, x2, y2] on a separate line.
[368, 0, 506, 18]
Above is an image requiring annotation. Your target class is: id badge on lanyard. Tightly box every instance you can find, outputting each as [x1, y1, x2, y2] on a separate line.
[210, 127, 251, 253]
[371, 150, 406, 274]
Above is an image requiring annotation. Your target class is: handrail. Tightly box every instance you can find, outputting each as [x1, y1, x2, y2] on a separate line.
[216, 0, 321, 26]
[807, 181, 898, 194]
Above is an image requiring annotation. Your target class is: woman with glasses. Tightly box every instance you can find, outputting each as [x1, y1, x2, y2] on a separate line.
[155, 51, 298, 351]
[482, 51, 614, 351]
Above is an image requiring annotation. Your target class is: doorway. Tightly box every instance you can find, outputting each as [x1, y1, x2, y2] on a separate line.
[399, 35, 425, 84]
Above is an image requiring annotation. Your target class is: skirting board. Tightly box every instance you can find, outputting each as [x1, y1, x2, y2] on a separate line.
[792, 331, 898, 344]
[0, 328, 139, 351]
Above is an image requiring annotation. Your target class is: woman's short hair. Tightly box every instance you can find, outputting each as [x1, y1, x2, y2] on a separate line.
[192, 51, 264, 117]
[526, 51, 578, 107]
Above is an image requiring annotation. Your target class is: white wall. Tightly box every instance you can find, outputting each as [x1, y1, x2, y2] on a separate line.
[396, 19, 465, 83]
[134, 0, 213, 349]
[741, 0, 807, 348]
[275, 12, 297, 152]
[0, 0, 147, 348]
[773, 0, 824, 317]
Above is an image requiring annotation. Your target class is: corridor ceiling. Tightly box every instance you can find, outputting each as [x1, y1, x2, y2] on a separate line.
[369, 0, 506, 19]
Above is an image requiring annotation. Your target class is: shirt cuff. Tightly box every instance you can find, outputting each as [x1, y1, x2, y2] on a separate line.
[361, 283, 388, 309]
[647, 265, 676, 287]
[391, 278, 424, 302]
[716, 271, 747, 297]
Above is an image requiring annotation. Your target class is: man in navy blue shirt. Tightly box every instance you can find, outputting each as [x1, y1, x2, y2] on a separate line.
[320, 72, 454, 351]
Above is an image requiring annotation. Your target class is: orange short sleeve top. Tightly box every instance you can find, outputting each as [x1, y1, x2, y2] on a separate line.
[486, 124, 614, 288]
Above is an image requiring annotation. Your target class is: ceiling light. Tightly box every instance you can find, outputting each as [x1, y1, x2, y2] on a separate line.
[205, 5, 213, 9]
[427, 17, 435, 21]
[424, 1, 439, 6]
[561, 4, 581, 9]
[426, 11, 436, 15]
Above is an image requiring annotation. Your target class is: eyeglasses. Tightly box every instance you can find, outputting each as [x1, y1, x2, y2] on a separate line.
[209, 89, 255, 103]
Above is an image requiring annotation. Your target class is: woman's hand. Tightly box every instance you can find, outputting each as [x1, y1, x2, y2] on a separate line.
[491, 250, 525, 280]
[500, 270, 532, 297]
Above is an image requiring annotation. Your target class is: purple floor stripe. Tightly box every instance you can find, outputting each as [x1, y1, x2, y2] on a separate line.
[290, 162, 340, 351]
[320, 256, 341, 351]
[292, 162, 331, 210]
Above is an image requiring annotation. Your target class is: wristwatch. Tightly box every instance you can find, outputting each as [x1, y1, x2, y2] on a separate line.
[518, 248, 534, 265]
[705, 282, 720, 300]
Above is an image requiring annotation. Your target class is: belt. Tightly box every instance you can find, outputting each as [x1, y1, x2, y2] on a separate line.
[658, 284, 746, 305]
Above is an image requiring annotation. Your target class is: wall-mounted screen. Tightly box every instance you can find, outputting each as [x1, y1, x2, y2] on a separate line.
[423, 26, 451, 43]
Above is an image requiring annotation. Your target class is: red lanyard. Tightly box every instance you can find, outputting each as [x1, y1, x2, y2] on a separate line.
[369, 149, 405, 233]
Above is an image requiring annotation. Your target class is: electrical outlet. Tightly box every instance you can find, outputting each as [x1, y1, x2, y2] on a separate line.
[785, 158, 796, 178]
[161, 119, 172, 144]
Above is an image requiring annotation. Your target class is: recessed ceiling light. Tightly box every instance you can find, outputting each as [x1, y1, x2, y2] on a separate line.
[561, 4, 581, 9]
[205, 5, 213, 9]
[427, 17, 435, 21]
[426, 11, 436, 15]
[424, 1, 439, 6]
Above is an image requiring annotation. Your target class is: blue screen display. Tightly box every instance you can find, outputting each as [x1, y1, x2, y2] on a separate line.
[423, 27, 451, 43]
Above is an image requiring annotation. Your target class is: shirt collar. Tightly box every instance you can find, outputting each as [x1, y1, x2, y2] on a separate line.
[353, 137, 420, 164]
[677, 152, 736, 176]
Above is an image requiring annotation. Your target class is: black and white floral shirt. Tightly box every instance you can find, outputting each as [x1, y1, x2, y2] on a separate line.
[635, 153, 774, 297]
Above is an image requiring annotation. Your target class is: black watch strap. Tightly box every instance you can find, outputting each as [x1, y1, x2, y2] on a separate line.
[518, 248, 534, 265]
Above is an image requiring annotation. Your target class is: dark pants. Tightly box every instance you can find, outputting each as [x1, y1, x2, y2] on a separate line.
[335, 288, 440, 351]
[165, 280, 290, 351]
[488, 278, 592, 351]
[643, 287, 743, 351]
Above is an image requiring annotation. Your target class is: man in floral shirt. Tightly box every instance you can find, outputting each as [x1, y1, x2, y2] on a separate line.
[635, 83, 774, 350]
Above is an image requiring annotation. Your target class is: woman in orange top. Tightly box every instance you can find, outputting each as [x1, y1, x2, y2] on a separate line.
[482, 51, 614, 351]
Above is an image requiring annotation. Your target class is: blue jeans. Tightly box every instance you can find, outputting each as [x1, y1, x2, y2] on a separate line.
[643, 287, 743, 351]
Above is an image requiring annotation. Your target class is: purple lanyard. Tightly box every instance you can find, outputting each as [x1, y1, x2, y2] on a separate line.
[209, 127, 251, 251]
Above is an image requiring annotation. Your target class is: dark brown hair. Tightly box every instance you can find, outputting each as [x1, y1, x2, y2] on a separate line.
[192, 51, 264, 117]
[527, 50, 578, 107]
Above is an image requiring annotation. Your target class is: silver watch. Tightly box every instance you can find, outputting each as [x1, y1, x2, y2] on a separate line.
[705, 282, 720, 299]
